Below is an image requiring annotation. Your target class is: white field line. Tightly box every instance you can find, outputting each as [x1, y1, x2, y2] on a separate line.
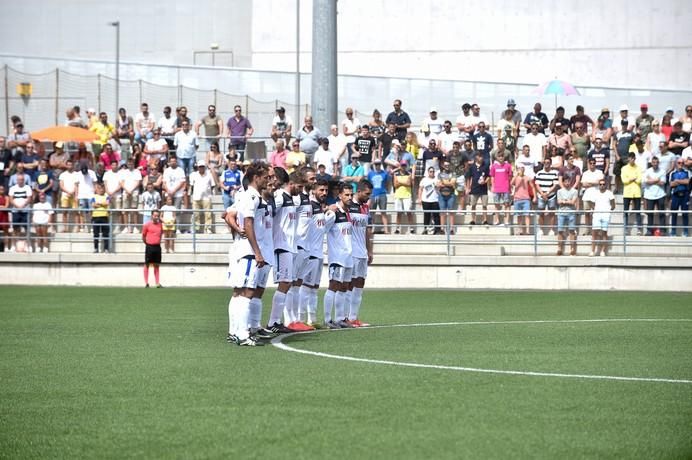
[270, 319, 692, 384]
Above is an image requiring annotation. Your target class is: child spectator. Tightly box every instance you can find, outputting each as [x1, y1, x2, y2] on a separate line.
[91, 182, 111, 253]
[393, 160, 414, 234]
[32, 192, 53, 253]
[161, 196, 177, 253]
[367, 160, 390, 233]
[140, 182, 162, 226]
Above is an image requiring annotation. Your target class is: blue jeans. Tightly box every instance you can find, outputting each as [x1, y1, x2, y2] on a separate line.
[557, 212, 576, 232]
[179, 157, 194, 177]
[671, 193, 689, 234]
[438, 193, 457, 210]
[222, 192, 234, 210]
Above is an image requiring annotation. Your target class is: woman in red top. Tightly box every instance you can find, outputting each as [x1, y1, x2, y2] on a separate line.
[661, 115, 673, 141]
[141, 209, 163, 288]
[0, 185, 9, 252]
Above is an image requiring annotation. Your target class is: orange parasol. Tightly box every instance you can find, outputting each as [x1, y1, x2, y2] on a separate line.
[31, 125, 99, 143]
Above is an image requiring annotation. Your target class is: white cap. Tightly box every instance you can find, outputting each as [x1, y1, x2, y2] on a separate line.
[665, 106, 674, 113]
[87, 107, 96, 114]
[429, 107, 438, 113]
[619, 104, 629, 112]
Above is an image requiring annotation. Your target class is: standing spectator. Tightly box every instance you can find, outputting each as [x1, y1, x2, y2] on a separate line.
[59, 159, 79, 232]
[327, 124, 347, 174]
[385, 140, 415, 171]
[645, 120, 666, 157]
[76, 163, 97, 233]
[343, 154, 364, 193]
[534, 158, 559, 235]
[315, 163, 332, 183]
[516, 144, 540, 180]
[103, 160, 122, 232]
[226, 105, 254, 161]
[140, 182, 162, 227]
[632, 140, 651, 174]
[134, 103, 156, 145]
[34, 159, 54, 205]
[556, 175, 578, 255]
[571, 122, 591, 169]
[559, 154, 582, 191]
[523, 103, 549, 134]
[657, 142, 676, 176]
[189, 163, 214, 233]
[286, 140, 307, 174]
[421, 139, 444, 174]
[471, 122, 493, 166]
[680, 105, 692, 133]
[590, 180, 615, 256]
[74, 142, 95, 170]
[89, 112, 115, 157]
[20, 142, 40, 183]
[118, 158, 142, 234]
[393, 160, 415, 234]
[467, 104, 488, 131]
[142, 209, 164, 288]
[436, 160, 457, 233]
[0, 185, 9, 251]
[160, 195, 177, 253]
[354, 125, 376, 174]
[669, 158, 690, 236]
[613, 105, 636, 133]
[488, 151, 512, 226]
[466, 152, 490, 225]
[643, 156, 668, 236]
[569, 105, 594, 133]
[90, 182, 110, 253]
[174, 107, 192, 133]
[592, 115, 614, 146]
[32, 192, 53, 253]
[99, 143, 122, 171]
[512, 166, 534, 235]
[144, 129, 169, 170]
[455, 103, 473, 136]
[636, 104, 654, 140]
[295, 115, 322, 163]
[581, 158, 605, 235]
[368, 109, 386, 155]
[496, 110, 517, 159]
[313, 139, 338, 176]
[524, 123, 548, 164]
[341, 107, 360, 159]
[221, 156, 242, 210]
[587, 137, 610, 184]
[158, 106, 177, 152]
[437, 120, 458, 155]
[385, 99, 411, 142]
[613, 120, 635, 192]
[668, 122, 690, 157]
[490, 138, 512, 164]
[0, 136, 13, 189]
[548, 122, 573, 155]
[271, 107, 293, 145]
[173, 120, 198, 177]
[368, 160, 390, 234]
[621, 152, 643, 235]
[269, 140, 288, 169]
[420, 107, 444, 141]
[504, 98, 523, 133]
[194, 104, 223, 153]
[8, 173, 32, 250]
[418, 166, 440, 234]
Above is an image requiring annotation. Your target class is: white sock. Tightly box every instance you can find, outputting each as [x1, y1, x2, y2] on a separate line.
[289, 285, 301, 322]
[335, 291, 345, 321]
[306, 287, 318, 324]
[234, 296, 251, 340]
[228, 297, 236, 334]
[344, 290, 353, 317]
[299, 285, 311, 323]
[249, 298, 262, 330]
[270, 291, 286, 326]
[349, 287, 363, 321]
[324, 289, 335, 323]
[283, 288, 295, 324]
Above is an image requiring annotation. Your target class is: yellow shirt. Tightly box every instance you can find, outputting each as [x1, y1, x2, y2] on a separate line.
[286, 151, 306, 173]
[91, 194, 110, 218]
[393, 172, 413, 199]
[620, 163, 642, 198]
[90, 122, 115, 145]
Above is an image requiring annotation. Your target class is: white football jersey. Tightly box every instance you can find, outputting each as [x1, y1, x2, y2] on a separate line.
[294, 192, 312, 250]
[233, 186, 265, 260]
[349, 198, 371, 259]
[306, 199, 327, 259]
[325, 205, 353, 268]
[272, 189, 298, 253]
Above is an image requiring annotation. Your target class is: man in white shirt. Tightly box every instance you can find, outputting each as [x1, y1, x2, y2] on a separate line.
[103, 160, 123, 231]
[642, 156, 668, 236]
[134, 102, 156, 145]
[118, 158, 142, 233]
[173, 120, 198, 177]
[327, 124, 347, 174]
[59, 159, 80, 232]
[580, 158, 605, 234]
[8, 173, 33, 247]
[271, 106, 293, 145]
[613, 104, 636, 133]
[420, 108, 444, 141]
[312, 138, 338, 175]
[76, 164, 97, 233]
[590, 179, 615, 257]
[341, 108, 361, 161]
[158, 106, 177, 150]
[189, 163, 215, 233]
[523, 123, 548, 165]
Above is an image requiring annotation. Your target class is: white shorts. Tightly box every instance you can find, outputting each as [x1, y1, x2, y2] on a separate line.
[592, 213, 611, 231]
[328, 264, 353, 283]
[229, 257, 271, 289]
[302, 257, 324, 286]
[273, 250, 295, 283]
[394, 198, 412, 212]
[293, 248, 310, 280]
[352, 257, 368, 279]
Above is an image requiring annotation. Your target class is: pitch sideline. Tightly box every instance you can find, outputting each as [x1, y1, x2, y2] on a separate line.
[271, 319, 692, 384]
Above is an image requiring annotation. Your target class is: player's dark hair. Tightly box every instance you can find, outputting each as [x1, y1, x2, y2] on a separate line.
[288, 171, 303, 185]
[245, 163, 268, 185]
[273, 166, 289, 186]
[357, 179, 373, 192]
[315, 179, 329, 189]
[338, 182, 352, 194]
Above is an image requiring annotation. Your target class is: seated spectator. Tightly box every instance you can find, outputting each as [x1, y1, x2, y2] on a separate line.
[286, 140, 307, 174]
[74, 142, 95, 170]
[269, 140, 288, 169]
[0, 136, 12, 190]
[418, 166, 441, 235]
[436, 160, 457, 233]
[116, 107, 135, 146]
[9, 163, 33, 188]
[392, 160, 415, 234]
[134, 103, 156, 145]
[131, 143, 148, 179]
[271, 107, 293, 145]
[590, 179, 615, 256]
[90, 112, 115, 157]
[367, 160, 390, 234]
[204, 141, 223, 189]
[511, 166, 534, 235]
[142, 164, 163, 195]
[384, 140, 415, 171]
[99, 143, 121, 171]
[296, 116, 322, 163]
[144, 128, 169, 170]
[343, 154, 364, 192]
[7, 121, 32, 158]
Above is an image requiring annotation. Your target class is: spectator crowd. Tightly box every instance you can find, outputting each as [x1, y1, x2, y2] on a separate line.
[0, 99, 691, 255]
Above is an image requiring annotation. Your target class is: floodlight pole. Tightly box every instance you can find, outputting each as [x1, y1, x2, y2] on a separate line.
[295, 0, 301, 125]
[110, 21, 120, 119]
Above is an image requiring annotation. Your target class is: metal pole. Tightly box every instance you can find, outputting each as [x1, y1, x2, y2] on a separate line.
[295, 0, 300, 127]
[3, 65, 9, 136]
[109, 21, 120, 119]
[311, 0, 338, 134]
[54, 69, 59, 126]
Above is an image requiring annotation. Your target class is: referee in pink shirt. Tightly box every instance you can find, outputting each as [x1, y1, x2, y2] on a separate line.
[142, 209, 163, 288]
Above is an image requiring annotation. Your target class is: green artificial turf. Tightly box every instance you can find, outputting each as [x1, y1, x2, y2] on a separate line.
[1, 287, 691, 459]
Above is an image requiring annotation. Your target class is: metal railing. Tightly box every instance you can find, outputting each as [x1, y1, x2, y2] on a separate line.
[1, 207, 690, 257]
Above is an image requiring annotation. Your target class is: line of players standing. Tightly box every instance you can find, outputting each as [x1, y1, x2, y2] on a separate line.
[224, 163, 374, 346]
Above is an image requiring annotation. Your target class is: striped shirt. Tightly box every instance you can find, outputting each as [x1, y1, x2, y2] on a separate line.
[534, 168, 560, 198]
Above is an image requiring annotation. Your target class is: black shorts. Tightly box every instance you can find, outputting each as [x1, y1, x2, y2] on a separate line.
[12, 211, 28, 231]
[145, 244, 162, 265]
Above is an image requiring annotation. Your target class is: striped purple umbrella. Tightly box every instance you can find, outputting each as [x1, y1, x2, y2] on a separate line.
[533, 79, 581, 109]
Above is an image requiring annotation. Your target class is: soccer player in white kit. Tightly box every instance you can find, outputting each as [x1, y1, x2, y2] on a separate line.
[226, 163, 271, 346]
[348, 179, 374, 327]
[299, 178, 329, 327]
[291, 167, 317, 327]
[323, 183, 355, 329]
